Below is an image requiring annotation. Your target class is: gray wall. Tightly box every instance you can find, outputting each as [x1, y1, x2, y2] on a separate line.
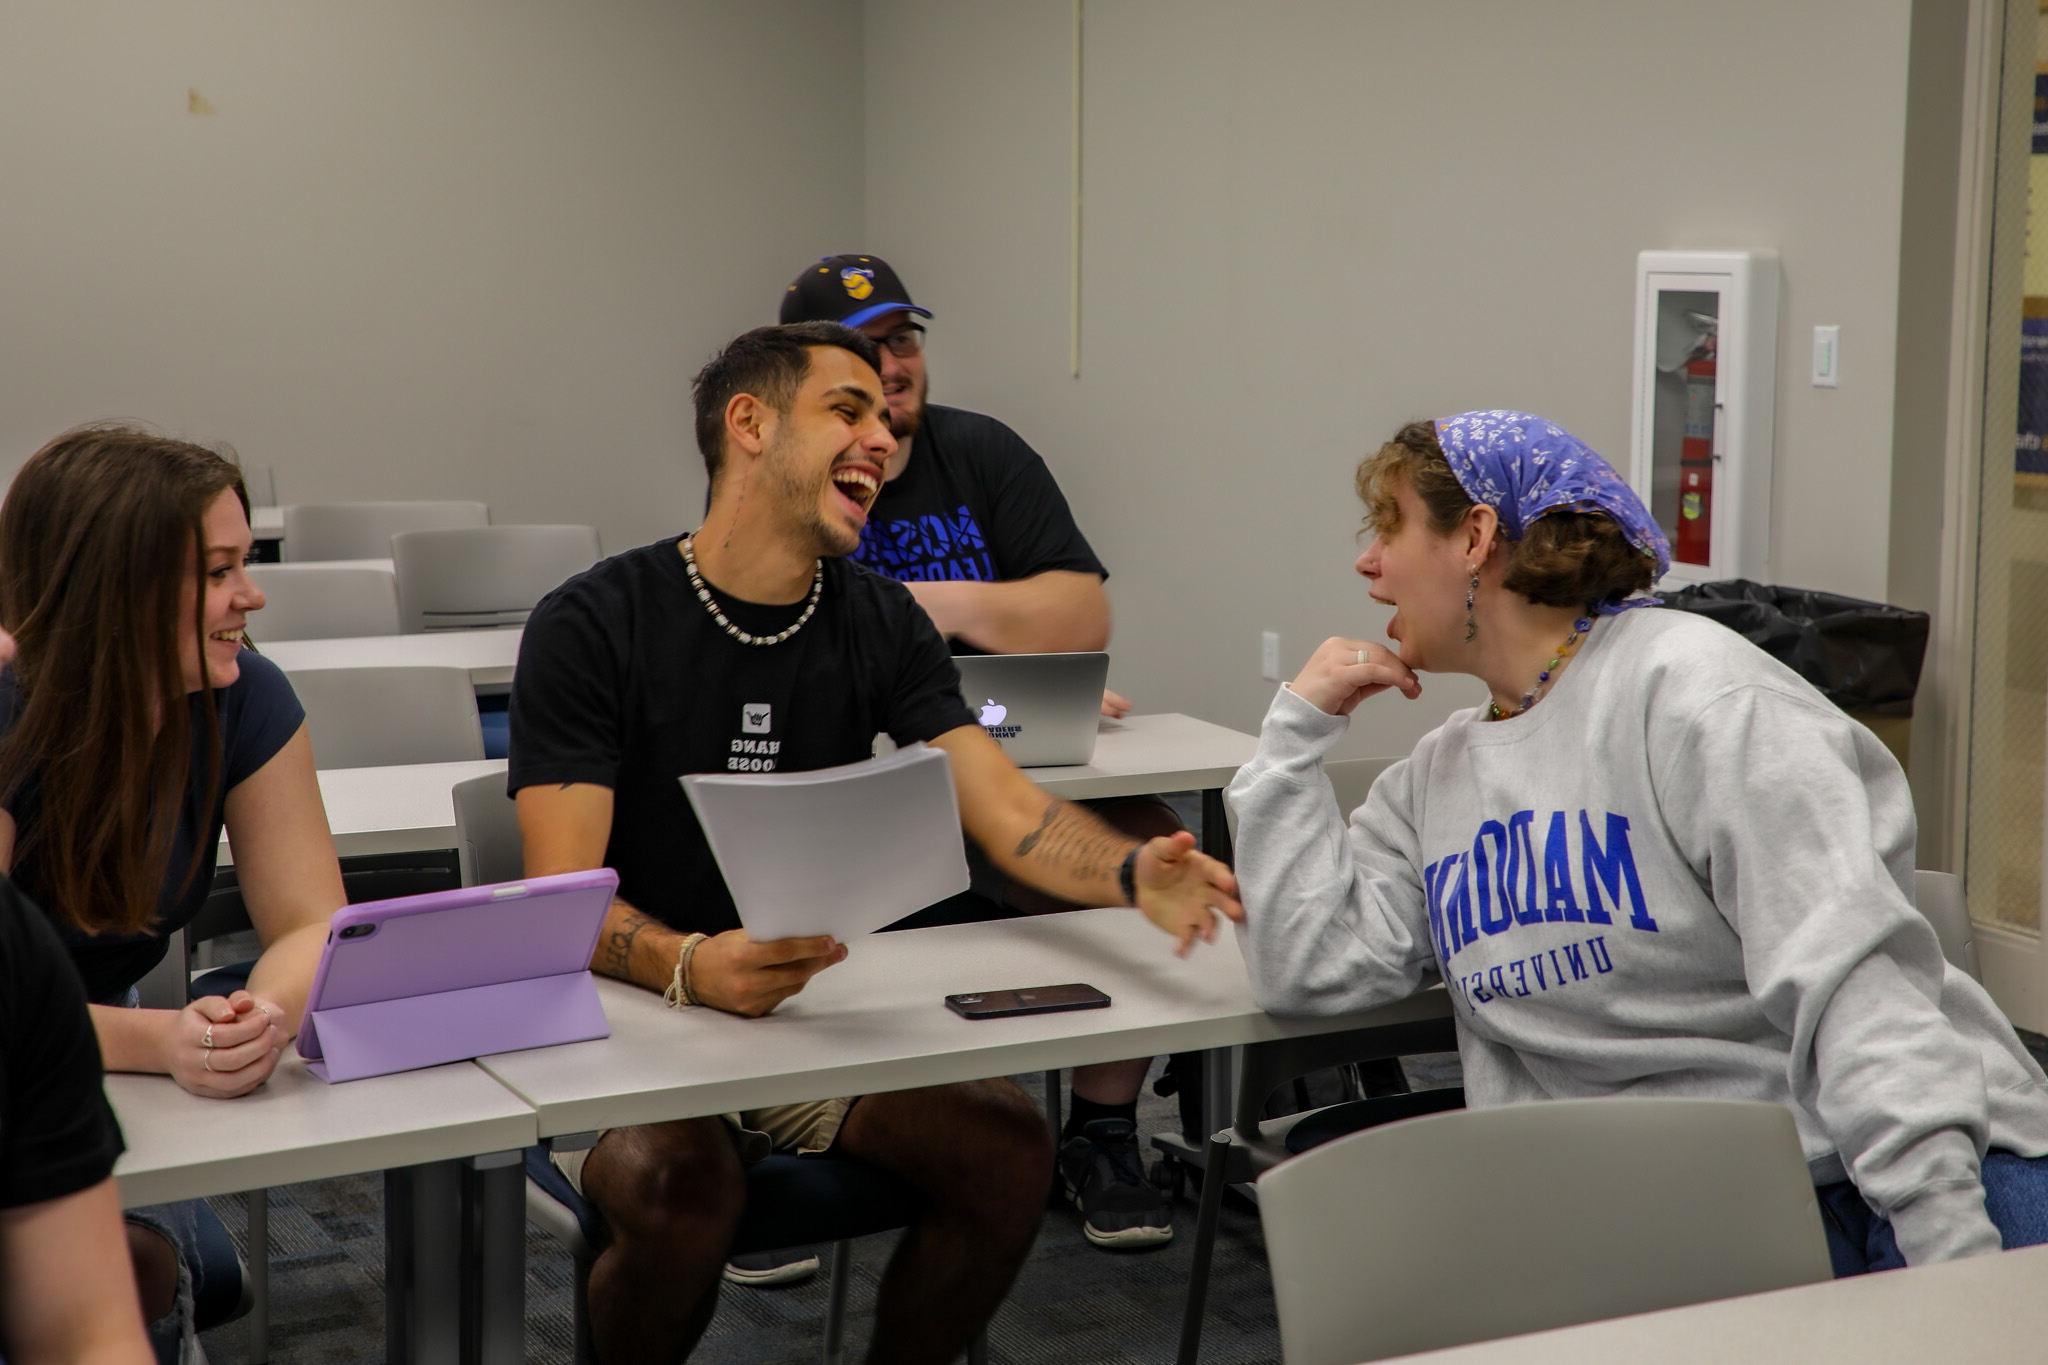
[864, 0, 1928, 756]
[0, 0, 866, 551]
[0, 0, 1956, 768]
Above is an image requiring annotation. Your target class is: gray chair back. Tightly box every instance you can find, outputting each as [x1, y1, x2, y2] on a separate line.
[1914, 869, 1980, 981]
[282, 500, 488, 562]
[452, 772, 524, 887]
[287, 666, 483, 769]
[248, 564, 401, 640]
[392, 524, 600, 633]
[1257, 1096, 1833, 1364]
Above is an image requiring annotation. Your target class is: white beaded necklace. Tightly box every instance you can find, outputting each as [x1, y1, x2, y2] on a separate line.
[681, 531, 823, 648]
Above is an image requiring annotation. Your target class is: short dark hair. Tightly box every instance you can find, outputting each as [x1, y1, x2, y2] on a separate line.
[691, 322, 882, 482]
[1356, 419, 1656, 611]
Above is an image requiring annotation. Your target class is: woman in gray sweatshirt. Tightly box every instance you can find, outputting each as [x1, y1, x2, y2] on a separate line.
[1226, 410, 2048, 1273]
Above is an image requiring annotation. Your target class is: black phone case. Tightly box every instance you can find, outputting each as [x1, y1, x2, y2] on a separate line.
[944, 984, 1112, 1020]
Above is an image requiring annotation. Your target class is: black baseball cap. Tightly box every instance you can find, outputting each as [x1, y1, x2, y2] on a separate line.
[780, 254, 934, 329]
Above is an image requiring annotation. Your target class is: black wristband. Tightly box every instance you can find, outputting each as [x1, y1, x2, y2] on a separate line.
[1118, 847, 1139, 907]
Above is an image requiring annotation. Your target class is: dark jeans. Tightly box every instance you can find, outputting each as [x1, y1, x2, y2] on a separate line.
[1818, 1148, 2048, 1276]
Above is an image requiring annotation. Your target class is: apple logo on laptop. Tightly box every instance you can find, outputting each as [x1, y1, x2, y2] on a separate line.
[979, 699, 1008, 727]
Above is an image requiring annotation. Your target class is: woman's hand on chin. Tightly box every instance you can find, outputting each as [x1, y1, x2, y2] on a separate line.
[1288, 638, 1422, 716]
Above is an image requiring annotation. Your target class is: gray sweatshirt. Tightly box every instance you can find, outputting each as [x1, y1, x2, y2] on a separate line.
[1227, 605, 2048, 1265]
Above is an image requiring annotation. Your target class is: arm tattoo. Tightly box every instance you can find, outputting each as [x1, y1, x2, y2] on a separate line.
[1012, 799, 1127, 887]
[600, 908, 657, 979]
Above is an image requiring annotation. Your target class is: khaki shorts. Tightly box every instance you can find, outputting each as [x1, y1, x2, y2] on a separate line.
[549, 1096, 853, 1195]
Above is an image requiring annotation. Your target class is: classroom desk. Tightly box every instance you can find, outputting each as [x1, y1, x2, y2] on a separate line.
[109, 1057, 536, 1364]
[474, 908, 1447, 1357]
[251, 555, 394, 575]
[217, 758, 504, 867]
[1395, 1242, 2048, 1363]
[215, 712, 1256, 871]
[478, 906, 1450, 1141]
[258, 627, 522, 693]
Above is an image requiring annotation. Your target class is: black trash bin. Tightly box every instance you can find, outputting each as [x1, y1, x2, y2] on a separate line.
[1655, 579, 1930, 766]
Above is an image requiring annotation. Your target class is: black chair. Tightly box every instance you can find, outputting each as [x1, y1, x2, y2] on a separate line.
[525, 1146, 989, 1364]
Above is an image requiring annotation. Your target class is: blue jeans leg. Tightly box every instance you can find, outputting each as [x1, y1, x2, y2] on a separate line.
[1979, 1149, 2048, 1249]
[1818, 1148, 2048, 1275]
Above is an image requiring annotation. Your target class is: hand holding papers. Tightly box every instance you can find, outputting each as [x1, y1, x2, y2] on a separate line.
[681, 744, 970, 942]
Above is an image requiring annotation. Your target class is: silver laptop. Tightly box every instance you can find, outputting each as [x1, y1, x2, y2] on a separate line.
[951, 652, 1109, 767]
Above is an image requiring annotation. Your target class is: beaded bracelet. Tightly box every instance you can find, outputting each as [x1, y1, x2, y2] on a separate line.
[663, 932, 708, 1010]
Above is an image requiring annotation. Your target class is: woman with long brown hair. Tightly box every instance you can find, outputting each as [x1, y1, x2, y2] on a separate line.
[0, 424, 345, 1361]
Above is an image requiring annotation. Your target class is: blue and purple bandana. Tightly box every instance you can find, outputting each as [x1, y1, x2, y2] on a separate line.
[1432, 409, 1669, 612]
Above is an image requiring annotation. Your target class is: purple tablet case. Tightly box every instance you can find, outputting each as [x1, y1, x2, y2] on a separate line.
[296, 868, 617, 1083]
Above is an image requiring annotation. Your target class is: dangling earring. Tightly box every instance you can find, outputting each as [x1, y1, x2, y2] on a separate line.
[1464, 567, 1479, 642]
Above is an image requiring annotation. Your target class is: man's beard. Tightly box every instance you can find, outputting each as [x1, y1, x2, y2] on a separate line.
[887, 374, 927, 440]
[762, 443, 862, 560]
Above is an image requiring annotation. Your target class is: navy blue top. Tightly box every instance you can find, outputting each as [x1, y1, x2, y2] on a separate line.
[0, 650, 305, 1002]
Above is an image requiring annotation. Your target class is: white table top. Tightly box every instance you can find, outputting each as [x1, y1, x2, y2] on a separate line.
[108, 1057, 536, 1208]
[258, 627, 521, 688]
[1014, 710, 1257, 801]
[250, 556, 393, 575]
[250, 505, 284, 538]
[1396, 1242, 2048, 1363]
[219, 712, 1254, 868]
[219, 758, 504, 867]
[477, 906, 1451, 1139]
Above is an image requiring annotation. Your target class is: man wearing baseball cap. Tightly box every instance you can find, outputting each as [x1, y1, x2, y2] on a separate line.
[777, 254, 1181, 1258]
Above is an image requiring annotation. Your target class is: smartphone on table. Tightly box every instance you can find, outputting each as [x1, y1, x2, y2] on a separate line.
[944, 983, 1111, 1020]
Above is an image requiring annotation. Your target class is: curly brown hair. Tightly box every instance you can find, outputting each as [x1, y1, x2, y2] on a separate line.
[1356, 419, 1656, 610]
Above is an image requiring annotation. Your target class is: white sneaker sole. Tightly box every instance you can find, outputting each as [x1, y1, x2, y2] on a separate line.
[1082, 1220, 1175, 1249]
[722, 1255, 821, 1286]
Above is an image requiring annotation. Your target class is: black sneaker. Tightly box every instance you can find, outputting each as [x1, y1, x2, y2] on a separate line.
[1057, 1118, 1174, 1249]
[722, 1247, 820, 1287]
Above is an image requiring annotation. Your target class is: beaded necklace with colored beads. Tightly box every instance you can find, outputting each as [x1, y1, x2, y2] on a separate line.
[681, 531, 823, 647]
[1486, 615, 1595, 721]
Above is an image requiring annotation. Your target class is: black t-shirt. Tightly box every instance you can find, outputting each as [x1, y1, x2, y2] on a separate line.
[507, 538, 978, 936]
[0, 651, 306, 1002]
[0, 877, 125, 1208]
[852, 405, 1106, 637]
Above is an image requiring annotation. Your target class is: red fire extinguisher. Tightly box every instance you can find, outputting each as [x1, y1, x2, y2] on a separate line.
[1675, 326, 1717, 566]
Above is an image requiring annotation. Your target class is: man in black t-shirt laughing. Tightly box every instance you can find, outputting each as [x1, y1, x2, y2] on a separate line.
[508, 322, 1241, 1365]
[782, 254, 1195, 1254]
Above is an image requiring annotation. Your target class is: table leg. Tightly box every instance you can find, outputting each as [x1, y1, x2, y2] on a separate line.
[385, 1162, 464, 1365]
[1199, 788, 1233, 862]
[462, 1151, 526, 1365]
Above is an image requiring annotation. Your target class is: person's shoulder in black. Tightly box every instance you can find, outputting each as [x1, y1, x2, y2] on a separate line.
[864, 404, 1106, 585]
[0, 877, 124, 1210]
[507, 538, 684, 797]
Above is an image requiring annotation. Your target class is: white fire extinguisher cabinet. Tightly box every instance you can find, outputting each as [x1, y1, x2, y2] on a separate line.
[1629, 250, 1779, 585]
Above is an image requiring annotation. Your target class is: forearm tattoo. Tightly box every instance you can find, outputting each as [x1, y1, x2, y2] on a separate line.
[600, 907, 657, 980]
[1013, 799, 1126, 888]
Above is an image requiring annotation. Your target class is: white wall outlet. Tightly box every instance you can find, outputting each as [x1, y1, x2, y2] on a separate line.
[1811, 324, 1840, 388]
[1261, 630, 1282, 681]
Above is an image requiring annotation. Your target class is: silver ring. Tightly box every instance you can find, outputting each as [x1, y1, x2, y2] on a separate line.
[203, 1024, 215, 1050]
[203, 1051, 215, 1073]
[1355, 648, 1366, 665]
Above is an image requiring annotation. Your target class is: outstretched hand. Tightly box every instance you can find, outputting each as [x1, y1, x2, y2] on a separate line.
[1289, 638, 1421, 716]
[1132, 831, 1243, 957]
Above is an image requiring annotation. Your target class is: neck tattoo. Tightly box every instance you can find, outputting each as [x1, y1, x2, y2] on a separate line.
[1487, 616, 1594, 721]
[681, 531, 823, 647]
